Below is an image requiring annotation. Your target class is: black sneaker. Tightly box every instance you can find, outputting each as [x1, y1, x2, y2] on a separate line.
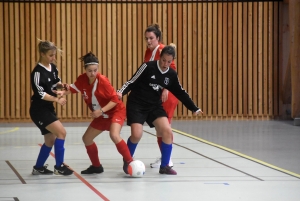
[54, 164, 74, 176]
[81, 165, 104, 174]
[32, 165, 53, 175]
[159, 165, 177, 175]
[123, 159, 129, 174]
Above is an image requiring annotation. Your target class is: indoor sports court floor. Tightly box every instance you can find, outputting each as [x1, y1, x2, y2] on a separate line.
[0, 120, 300, 201]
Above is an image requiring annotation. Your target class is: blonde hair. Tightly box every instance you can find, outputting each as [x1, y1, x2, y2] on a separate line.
[37, 38, 61, 54]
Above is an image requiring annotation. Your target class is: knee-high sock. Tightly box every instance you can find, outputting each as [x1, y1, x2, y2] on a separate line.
[116, 140, 133, 163]
[157, 137, 162, 153]
[54, 138, 65, 167]
[35, 143, 52, 168]
[127, 137, 138, 157]
[86, 142, 101, 167]
[161, 141, 172, 167]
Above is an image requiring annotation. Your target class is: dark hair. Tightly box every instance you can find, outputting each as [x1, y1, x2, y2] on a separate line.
[160, 44, 176, 59]
[37, 39, 58, 54]
[145, 23, 162, 42]
[79, 51, 99, 68]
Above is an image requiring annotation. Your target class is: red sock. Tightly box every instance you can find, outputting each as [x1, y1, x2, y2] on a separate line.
[157, 137, 162, 153]
[116, 140, 133, 164]
[86, 142, 101, 167]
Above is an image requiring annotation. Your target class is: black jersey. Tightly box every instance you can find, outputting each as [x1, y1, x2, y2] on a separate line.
[30, 63, 61, 107]
[118, 60, 199, 112]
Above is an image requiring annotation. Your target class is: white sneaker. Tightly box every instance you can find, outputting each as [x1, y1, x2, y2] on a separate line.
[150, 157, 173, 168]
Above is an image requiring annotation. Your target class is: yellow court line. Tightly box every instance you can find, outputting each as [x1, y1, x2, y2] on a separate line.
[172, 128, 300, 179]
[0, 127, 19, 135]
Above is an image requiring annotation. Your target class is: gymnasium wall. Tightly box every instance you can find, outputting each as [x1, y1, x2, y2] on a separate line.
[0, 1, 283, 122]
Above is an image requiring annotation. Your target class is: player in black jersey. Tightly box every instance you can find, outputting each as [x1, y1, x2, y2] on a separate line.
[117, 45, 202, 175]
[30, 40, 73, 176]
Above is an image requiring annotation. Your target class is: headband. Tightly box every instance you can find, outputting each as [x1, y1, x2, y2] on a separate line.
[85, 62, 99, 66]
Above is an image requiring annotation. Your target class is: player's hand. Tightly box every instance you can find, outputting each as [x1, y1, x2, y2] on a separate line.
[63, 83, 70, 91]
[56, 97, 67, 106]
[193, 109, 203, 115]
[90, 110, 102, 119]
[161, 89, 169, 102]
[117, 92, 122, 100]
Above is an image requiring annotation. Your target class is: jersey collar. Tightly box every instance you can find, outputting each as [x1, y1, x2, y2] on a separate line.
[156, 60, 169, 74]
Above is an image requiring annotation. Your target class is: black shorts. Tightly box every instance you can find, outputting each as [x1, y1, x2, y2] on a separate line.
[126, 101, 168, 128]
[30, 103, 58, 135]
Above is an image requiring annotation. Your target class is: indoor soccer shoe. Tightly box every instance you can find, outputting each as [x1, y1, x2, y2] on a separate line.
[81, 165, 104, 174]
[150, 157, 174, 168]
[123, 159, 129, 174]
[32, 165, 53, 175]
[54, 164, 74, 176]
[159, 165, 177, 175]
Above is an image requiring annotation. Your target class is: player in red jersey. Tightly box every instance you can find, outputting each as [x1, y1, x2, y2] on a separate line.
[144, 24, 178, 168]
[59, 52, 133, 174]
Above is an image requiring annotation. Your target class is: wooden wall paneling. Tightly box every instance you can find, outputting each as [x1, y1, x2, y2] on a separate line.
[147, 3, 152, 26]
[212, 3, 218, 117]
[187, 3, 193, 118]
[242, 2, 248, 117]
[19, 3, 25, 119]
[136, 3, 142, 70]
[177, 3, 183, 118]
[167, 3, 173, 45]
[152, 3, 157, 26]
[25, 3, 31, 118]
[121, 3, 128, 104]
[142, 4, 147, 53]
[55, 3, 61, 117]
[66, 3, 72, 118]
[71, 3, 77, 118]
[0, 3, 4, 118]
[172, 3, 178, 118]
[222, 2, 228, 117]
[81, 3, 88, 118]
[40, 3, 45, 40]
[253, 2, 258, 116]
[268, 2, 274, 116]
[227, 3, 233, 116]
[207, 3, 213, 117]
[273, 2, 282, 116]
[15, 3, 20, 118]
[9, 3, 15, 119]
[126, 3, 132, 100]
[117, 3, 122, 89]
[182, 3, 188, 118]
[45, 3, 51, 40]
[61, 3, 67, 118]
[258, 2, 263, 116]
[217, 3, 223, 117]
[192, 3, 198, 118]
[132, 4, 137, 74]
[112, 3, 117, 89]
[247, 2, 253, 116]
[76, 3, 82, 117]
[232, 2, 238, 116]
[3, 3, 10, 119]
[263, 2, 269, 116]
[162, 3, 168, 45]
[106, 3, 112, 81]
[202, 3, 207, 117]
[92, 3, 97, 54]
[237, 2, 243, 116]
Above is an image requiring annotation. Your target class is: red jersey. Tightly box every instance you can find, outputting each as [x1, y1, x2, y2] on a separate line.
[69, 73, 125, 117]
[144, 43, 176, 70]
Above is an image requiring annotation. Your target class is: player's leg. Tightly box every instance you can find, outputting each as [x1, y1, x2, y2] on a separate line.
[109, 122, 133, 174]
[152, 117, 177, 175]
[46, 120, 73, 176]
[81, 124, 103, 174]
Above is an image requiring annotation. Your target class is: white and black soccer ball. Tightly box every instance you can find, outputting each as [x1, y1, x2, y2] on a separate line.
[128, 160, 145, 178]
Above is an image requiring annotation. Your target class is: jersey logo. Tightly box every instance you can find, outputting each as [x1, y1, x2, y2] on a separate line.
[151, 75, 156, 79]
[48, 78, 51, 82]
[164, 77, 170, 85]
[82, 91, 88, 99]
[38, 121, 43, 125]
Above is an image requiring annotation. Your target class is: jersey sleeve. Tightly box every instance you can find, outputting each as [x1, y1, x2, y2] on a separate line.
[31, 71, 46, 99]
[100, 76, 119, 103]
[69, 75, 83, 94]
[166, 74, 199, 112]
[117, 63, 148, 96]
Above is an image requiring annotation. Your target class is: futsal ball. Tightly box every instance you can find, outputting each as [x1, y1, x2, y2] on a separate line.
[128, 160, 145, 177]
